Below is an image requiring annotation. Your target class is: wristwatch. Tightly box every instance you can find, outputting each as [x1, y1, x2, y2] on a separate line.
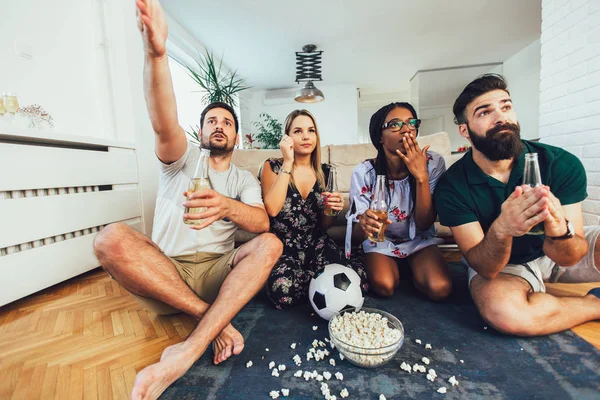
[547, 219, 574, 240]
[280, 167, 292, 175]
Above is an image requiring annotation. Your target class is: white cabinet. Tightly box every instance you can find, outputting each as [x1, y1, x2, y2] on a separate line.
[0, 128, 143, 306]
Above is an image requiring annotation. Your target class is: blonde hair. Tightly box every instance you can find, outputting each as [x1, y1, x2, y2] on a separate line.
[283, 109, 326, 190]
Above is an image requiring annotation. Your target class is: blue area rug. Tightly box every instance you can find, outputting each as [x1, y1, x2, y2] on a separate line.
[162, 263, 600, 399]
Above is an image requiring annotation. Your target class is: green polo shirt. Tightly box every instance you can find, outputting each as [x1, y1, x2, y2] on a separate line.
[434, 140, 587, 264]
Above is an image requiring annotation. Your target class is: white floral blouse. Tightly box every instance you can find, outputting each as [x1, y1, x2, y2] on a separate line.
[345, 151, 446, 259]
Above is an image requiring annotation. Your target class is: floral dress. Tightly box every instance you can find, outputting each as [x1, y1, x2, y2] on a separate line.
[261, 159, 368, 309]
[345, 151, 446, 259]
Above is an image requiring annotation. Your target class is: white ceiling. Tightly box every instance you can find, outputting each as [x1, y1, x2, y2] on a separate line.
[417, 63, 503, 108]
[162, 0, 541, 95]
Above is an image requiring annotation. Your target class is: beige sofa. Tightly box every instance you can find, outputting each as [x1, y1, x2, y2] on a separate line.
[231, 131, 461, 245]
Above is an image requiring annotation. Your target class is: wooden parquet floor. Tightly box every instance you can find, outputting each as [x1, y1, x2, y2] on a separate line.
[0, 262, 598, 400]
[0, 268, 196, 400]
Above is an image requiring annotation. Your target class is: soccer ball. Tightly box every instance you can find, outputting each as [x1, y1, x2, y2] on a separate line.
[309, 264, 364, 321]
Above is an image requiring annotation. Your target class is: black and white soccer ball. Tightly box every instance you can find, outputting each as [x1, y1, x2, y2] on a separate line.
[309, 264, 364, 321]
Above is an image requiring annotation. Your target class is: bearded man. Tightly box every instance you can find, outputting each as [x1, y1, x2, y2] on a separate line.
[434, 74, 600, 337]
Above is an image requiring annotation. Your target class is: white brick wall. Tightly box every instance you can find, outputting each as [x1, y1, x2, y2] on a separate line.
[540, 0, 600, 225]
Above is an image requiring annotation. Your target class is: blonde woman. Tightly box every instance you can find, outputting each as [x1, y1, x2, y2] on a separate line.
[260, 110, 368, 308]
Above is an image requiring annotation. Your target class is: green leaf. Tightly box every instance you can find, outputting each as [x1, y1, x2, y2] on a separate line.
[185, 125, 201, 144]
[252, 113, 283, 149]
[182, 50, 251, 109]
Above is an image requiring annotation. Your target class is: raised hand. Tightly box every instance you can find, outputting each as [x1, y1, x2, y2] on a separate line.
[136, 0, 168, 58]
[279, 135, 294, 165]
[496, 185, 550, 238]
[395, 134, 430, 182]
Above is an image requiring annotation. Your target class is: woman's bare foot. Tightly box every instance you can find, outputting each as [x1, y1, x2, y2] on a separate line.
[131, 342, 196, 400]
[212, 323, 245, 364]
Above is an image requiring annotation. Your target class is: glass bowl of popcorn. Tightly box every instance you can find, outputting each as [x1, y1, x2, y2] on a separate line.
[328, 307, 404, 368]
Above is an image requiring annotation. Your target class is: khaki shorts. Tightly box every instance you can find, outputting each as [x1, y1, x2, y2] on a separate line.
[129, 249, 239, 315]
[465, 226, 600, 292]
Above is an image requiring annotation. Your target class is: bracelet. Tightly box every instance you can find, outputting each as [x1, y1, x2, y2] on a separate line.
[280, 167, 292, 175]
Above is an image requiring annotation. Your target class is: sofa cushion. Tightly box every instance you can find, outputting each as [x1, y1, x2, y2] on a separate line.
[326, 225, 346, 243]
[435, 223, 453, 237]
[417, 131, 452, 157]
[234, 230, 258, 245]
[231, 149, 282, 178]
[232, 147, 330, 178]
[231, 132, 458, 245]
[328, 144, 377, 193]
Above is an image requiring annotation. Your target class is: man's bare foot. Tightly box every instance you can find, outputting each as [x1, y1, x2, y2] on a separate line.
[212, 323, 245, 365]
[131, 342, 196, 400]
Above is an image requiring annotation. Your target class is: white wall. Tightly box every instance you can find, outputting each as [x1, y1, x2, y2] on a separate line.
[168, 57, 207, 140]
[164, 13, 239, 143]
[357, 91, 411, 144]
[410, 74, 420, 114]
[504, 39, 542, 140]
[0, 1, 236, 236]
[240, 84, 359, 146]
[419, 106, 466, 151]
[0, 0, 115, 138]
[357, 93, 463, 150]
[409, 64, 504, 151]
[0, 0, 163, 235]
[540, 0, 600, 225]
[103, 0, 159, 235]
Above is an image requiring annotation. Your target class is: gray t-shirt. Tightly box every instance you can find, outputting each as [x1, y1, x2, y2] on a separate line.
[152, 142, 264, 257]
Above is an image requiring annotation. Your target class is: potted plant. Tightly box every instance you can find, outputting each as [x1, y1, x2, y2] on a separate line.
[252, 113, 283, 149]
[243, 133, 259, 149]
[183, 50, 250, 142]
[185, 125, 201, 145]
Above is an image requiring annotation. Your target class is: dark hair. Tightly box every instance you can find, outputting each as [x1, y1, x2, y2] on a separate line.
[368, 102, 418, 217]
[200, 102, 239, 133]
[452, 74, 510, 125]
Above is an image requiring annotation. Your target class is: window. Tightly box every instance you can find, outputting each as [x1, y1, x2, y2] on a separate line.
[168, 57, 208, 142]
[168, 56, 242, 146]
[167, 31, 242, 146]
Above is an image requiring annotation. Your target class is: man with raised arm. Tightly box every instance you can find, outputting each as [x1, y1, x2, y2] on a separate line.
[93, 1, 282, 398]
[435, 74, 600, 337]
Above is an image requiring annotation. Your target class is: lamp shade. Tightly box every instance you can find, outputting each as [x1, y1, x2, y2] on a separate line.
[294, 81, 325, 103]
